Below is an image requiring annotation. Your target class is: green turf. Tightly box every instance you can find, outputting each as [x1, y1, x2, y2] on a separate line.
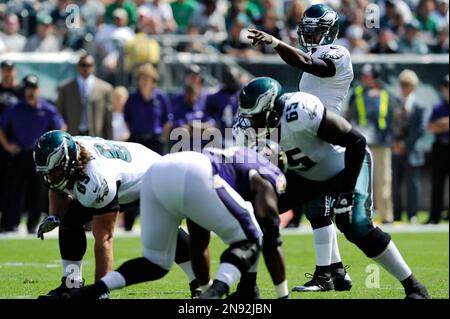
[0, 232, 448, 299]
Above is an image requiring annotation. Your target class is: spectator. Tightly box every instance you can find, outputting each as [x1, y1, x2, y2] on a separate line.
[226, 0, 253, 31]
[171, 0, 199, 33]
[285, 0, 305, 45]
[51, 0, 85, 50]
[57, 54, 114, 138]
[125, 5, 162, 71]
[105, 0, 137, 26]
[416, 0, 440, 44]
[430, 25, 449, 53]
[135, 5, 164, 34]
[188, 0, 227, 34]
[392, 69, 427, 223]
[346, 64, 396, 223]
[205, 66, 243, 146]
[23, 14, 61, 52]
[171, 74, 215, 151]
[0, 60, 22, 231]
[124, 63, 172, 154]
[219, 20, 261, 58]
[0, 14, 26, 52]
[338, 24, 369, 54]
[432, 0, 449, 29]
[370, 28, 399, 54]
[112, 86, 130, 142]
[95, 8, 135, 76]
[398, 20, 429, 54]
[145, 0, 178, 33]
[256, 10, 287, 54]
[0, 75, 65, 233]
[80, 0, 107, 36]
[426, 74, 449, 224]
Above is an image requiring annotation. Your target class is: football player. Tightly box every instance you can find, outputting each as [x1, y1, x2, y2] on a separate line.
[65, 146, 287, 299]
[247, 3, 354, 291]
[33, 130, 199, 299]
[234, 77, 430, 299]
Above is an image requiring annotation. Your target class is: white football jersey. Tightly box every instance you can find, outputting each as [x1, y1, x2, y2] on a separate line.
[65, 137, 160, 209]
[279, 92, 344, 181]
[298, 44, 354, 114]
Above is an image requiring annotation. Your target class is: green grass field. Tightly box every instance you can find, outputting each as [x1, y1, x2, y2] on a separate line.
[0, 231, 448, 299]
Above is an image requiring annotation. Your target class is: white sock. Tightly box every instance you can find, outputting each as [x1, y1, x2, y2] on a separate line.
[62, 259, 83, 281]
[101, 271, 126, 290]
[313, 225, 333, 266]
[330, 225, 343, 264]
[177, 261, 196, 282]
[372, 241, 412, 281]
[275, 280, 289, 298]
[215, 262, 241, 288]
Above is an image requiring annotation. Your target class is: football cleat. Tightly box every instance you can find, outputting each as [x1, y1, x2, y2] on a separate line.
[332, 266, 352, 291]
[64, 281, 109, 300]
[199, 280, 229, 299]
[189, 280, 202, 299]
[291, 272, 334, 292]
[38, 276, 84, 299]
[405, 282, 431, 299]
[227, 283, 260, 300]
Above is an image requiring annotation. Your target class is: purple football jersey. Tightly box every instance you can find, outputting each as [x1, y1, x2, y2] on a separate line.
[203, 147, 286, 201]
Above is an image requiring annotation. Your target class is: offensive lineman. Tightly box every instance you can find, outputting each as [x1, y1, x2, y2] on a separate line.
[234, 77, 430, 299]
[247, 3, 354, 291]
[33, 131, 199, 298]
[65, 147, 287, 299]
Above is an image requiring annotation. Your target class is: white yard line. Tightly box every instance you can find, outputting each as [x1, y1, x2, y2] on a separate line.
[0, 223, 447, 240]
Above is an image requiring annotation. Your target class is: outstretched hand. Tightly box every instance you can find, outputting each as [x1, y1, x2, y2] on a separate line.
[247, 28, 274, 46]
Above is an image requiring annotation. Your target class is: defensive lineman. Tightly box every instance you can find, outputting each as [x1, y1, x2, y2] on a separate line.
[33, 131, 198, 298]
[247, 3, 354, 291]
[65, 147, 287, 299]
[234, 77, 430, 299]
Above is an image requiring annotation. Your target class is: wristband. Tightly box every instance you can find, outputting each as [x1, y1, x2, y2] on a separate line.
[271, 36, 280, 48]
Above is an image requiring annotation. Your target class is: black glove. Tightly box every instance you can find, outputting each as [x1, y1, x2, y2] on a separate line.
[37, 215, 61, 240]
[333, 191, 355, 215]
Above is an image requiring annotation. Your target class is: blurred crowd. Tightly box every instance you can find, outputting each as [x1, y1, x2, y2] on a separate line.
[0, 0, 448, 60]
[0, 0, 448, 233]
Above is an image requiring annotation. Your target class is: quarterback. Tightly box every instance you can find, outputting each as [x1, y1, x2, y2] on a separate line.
[33, 131, 199, 298]
[247, 3, 354, 291]
[234, 77, 430, 299]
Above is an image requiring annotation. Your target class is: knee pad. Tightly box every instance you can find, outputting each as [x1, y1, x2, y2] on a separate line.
[174, 227, 191, 264]
[220, 240, 261, 274]
[117, 257, 169, 286]
[354, 227, 391, 258]
[257, 217, 282, 250]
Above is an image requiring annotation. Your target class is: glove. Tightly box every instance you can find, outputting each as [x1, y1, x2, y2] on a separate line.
[37, 215, 61, 240]
[333, 191, 355, 215]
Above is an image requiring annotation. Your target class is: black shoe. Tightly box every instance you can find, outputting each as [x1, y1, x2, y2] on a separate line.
[227, 283, 260, 300]
[199, 280, 229, 299]
[64, 281, 109, 300]
[189, 280, 202, 299]
[38, 277, 84, 299]
[332, 266, 352, 291]
[405, 282, 431, 299]
[291, 271, 334, 292]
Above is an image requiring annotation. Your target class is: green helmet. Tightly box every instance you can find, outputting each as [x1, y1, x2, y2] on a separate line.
[297, 4, 339, 48]
[236, 77, 285, 142]
[33, 130, 79, 191]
